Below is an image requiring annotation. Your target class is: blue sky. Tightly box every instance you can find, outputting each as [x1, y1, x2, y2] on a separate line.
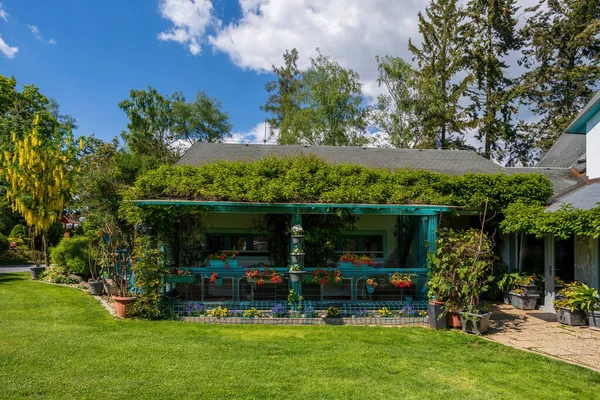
[0, 0, 539, 145]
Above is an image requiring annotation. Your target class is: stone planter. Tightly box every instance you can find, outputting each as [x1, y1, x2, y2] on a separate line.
[588, 311, 600, 329]
[88, 280, 104, 295]
[112, 296, 136, 318]
[510, 292, 539, 310]
[290, 253, 305, 265]
[291, 235, 304, 245]
[460, 311, 492, 335]
[556, 308, 587, 326]
[288, 270, 306, 283]
[516, 284, 538, 296]
[30, 266, 45, 280]
[428, 301, 446, 330]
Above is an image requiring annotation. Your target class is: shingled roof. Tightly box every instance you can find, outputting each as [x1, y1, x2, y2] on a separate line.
[176, 143, 503, 176]
[537, 133, 586, 173]
[546, 183, 600, 212]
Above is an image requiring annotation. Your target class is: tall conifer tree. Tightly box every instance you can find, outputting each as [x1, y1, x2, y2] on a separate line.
[409, 0, 472, 149]
[464, 0, 521, 162]
[519, 0, 600, 152]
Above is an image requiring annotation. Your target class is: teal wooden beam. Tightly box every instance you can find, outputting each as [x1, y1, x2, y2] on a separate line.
[131, 200, 454, 215]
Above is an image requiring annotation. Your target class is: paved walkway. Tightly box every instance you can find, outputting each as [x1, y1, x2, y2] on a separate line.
[487, 303, 600, 372]
[0, 265, 32, 273]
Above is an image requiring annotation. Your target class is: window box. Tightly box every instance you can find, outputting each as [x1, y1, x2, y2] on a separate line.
[208, 259, 239, 268]
[167, 275, 196, 284]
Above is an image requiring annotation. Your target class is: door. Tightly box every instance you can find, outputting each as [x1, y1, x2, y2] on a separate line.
[575, 236, 596, 288]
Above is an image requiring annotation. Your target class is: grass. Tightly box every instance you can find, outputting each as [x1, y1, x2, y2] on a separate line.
[1, 273, 599, 400]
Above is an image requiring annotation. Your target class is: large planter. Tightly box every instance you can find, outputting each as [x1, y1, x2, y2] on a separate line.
[289, 270, 306, 283]
[588, 311, 600, 329]
[460, 311, 492, 335]
[510, 292, 539, 310]
[208, 259, 239, 268]
[290, 253, 305, 265]
[167, 275, 196, 284]
[556, 308, 587, 326]
[30, 266, 45, 280]
[112, 296, 136, 318]
[428, 301, 446, 330]
[446, 311, 462, 328]
[516, 284, 538, 296]
[291, 235, 304, 245]
[88, 280, 104, 295]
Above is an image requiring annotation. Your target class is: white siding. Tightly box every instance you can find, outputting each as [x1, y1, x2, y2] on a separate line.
[586, 110, 600, 179]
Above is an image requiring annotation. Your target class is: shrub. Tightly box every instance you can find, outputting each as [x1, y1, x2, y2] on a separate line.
[0, 233, 8, 251]
[49, 237, 90, 277]
[0, 250, 29, 265]
[41, 264, 79, 284]
[9, 224, 28, 240]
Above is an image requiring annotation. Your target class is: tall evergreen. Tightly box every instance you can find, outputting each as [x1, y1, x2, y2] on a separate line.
[519, 0, 600, 152]
[261, 49, 303, 143]
[464, 0, 521, 162]
[408, 0, 472, 149]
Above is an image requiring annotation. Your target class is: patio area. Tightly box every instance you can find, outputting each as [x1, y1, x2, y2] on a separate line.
[487, 303, 600, 372]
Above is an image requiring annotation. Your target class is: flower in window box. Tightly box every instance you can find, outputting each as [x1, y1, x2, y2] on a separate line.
[209, 272, 219, 284]
[390, 272, 412, 288]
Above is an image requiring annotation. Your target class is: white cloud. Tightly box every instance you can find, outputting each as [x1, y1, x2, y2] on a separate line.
[0, 35, 17, 58]
[226, 121, 278, 144]
[157, 0, 217, 55]
[0, 3, 8, 22]
[27, 24, 56, 44]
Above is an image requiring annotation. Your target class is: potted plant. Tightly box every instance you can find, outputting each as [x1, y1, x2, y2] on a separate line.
[497, 272, 523, 304]
[87, 241, 103, 296]
[554, 282, 598, 326]
[291, 225, 304, 245]
[166, 266, 195, 284]
[509, 287, 539, 310]
[338, 252, 376, 268]
[209, 272, 223, 287]
[513, 273, 541, 295]
[390, 271, 412, 288]
[288, 264, 306, 283]
[365, 277, 378, 294]
[208, 250, 239, 268]
[428, 226, 495, 333]
[29, 250, 46, 279]
[290, 245, 305, 265]
[427, 298, 446, 330]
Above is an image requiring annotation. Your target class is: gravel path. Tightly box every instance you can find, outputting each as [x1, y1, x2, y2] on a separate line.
[0, 265, 33, 273]
[487, 303, 600, 372]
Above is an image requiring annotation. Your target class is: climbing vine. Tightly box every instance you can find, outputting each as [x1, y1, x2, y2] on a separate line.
[501, 202, 600, 239]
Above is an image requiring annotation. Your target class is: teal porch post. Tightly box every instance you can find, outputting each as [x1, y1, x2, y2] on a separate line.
[426, 214, 438, 266]
[290, 211, 303, 297]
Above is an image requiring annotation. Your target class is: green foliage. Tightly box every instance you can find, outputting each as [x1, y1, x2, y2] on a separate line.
[428, 228, 496, 311]
[463, 0, 521, 163]
[408, 0, 473, 149]
[501, 202, 600, 239]
[0, 233, 8, 251]
[41, 264, 78, 284]
[9, 224, 28, 240]
[264, 49, 369, 146]
[49, 236, 90, 277]
[0, 249, 28, 265]
[554, 282, 600, 312]
[119, 86, 231, 165]
[130, 235, 168, 320]
[326, 306, 339, 318]
[125, 155, 552, 211]
[371, 56, 429, 148]
[518, 0, 600, 151]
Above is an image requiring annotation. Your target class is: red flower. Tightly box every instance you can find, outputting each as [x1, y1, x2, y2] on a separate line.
[209, 272, 219, 284]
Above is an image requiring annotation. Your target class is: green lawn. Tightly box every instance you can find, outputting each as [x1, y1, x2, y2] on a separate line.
[1, 273, 599, 400]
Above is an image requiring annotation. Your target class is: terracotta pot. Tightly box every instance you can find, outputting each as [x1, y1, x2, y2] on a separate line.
[112, 296, 136, 318]
[446, 311, 462, 328]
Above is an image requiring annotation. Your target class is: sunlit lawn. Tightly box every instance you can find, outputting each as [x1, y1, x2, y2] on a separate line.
[1, 272, 599, 399]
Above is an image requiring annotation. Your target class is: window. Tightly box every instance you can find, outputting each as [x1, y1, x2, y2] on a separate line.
[207, 233, 268, 254]
[338, 234, 384, 257]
